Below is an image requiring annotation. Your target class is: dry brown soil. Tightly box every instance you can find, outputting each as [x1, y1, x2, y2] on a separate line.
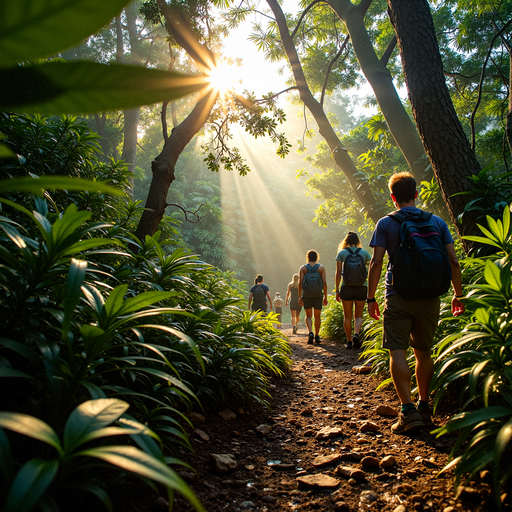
[145, 327, 495, 512]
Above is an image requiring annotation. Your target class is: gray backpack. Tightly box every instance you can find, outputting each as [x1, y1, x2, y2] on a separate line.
[302, 264, 323, 298]
[342, 248, 367, 286]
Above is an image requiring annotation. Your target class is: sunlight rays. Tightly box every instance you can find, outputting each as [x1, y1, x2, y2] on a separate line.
[219, 124, 312, 295]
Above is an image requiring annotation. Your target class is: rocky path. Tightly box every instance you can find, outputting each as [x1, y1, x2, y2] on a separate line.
[168, 328, 492, 512]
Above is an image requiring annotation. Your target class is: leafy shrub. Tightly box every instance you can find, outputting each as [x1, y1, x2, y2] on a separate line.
[432, 206, 512, 510]
[0, 398, 203, 512]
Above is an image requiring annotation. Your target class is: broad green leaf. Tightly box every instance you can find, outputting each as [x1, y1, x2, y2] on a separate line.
[77, 445, 205, 511]
[62, 259, 87, 337]
[462, 235, 502, 249]
[0, 176, 121, 196]
[0, 367, 35, 379]
[3, 460, 59, 512]
[0, 0, 131, 67]
[63, 399, 129, 454]
[0, 413, 62, 454]
[433, 406, 512, 435]
[1, 61, 208, 114]
[117, 291, 176, 316]
[484, 260, 501, 290]
[103, 284, 129, 320]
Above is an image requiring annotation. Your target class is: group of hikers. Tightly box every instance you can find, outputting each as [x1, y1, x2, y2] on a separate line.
[247, 172, 465, 433]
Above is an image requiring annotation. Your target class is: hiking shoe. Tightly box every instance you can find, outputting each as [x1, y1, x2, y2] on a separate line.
[307, 332, 314, 344]
[292, 325, 297, 334]
[346, 340, 353, 349]
[315, 334, 321, 344]
[352, 333, 361, 349]
[417, 407, 434, 429]
[391, 408, 424, 434]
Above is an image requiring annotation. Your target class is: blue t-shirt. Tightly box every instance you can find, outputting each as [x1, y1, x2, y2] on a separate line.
[335, 247, 371, 286]
[250, 283, 269, 305]
[369, 207, 454, 296]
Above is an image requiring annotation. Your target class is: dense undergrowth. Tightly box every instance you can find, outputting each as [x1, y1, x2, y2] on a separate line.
[0, 115, 291, 511]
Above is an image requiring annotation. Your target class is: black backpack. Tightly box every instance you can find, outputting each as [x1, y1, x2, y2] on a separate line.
[342, 248, 367, 286]
[302, 263, 323, 298]
[388, 209, 451, 299]
[253, 285, 266, 303]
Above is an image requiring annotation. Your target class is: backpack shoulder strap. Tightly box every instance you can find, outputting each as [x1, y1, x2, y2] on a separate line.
[418, 210, 433, 221]
[305, 263, 312, 271]
[387, 210, 409, 224]
[354, 247, 362, 255]
[312, 263, 320, 271]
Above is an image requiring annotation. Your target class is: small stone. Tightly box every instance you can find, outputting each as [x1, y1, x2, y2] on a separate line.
[348, 477, 358, 486]
[335, 465, 366, 481]
[352, 365, 371, 374]
[334, 500, 350, 512]
[411, 494, 423, 503]
[152, 497, 169, 511]
[360, 456, 380, 468]
[188, 412, 206, 423]
[177, 470, 196, 482]
[393, 506, 407, 512]
[218, 409, 237, 421]
[209, 453, 237, 473]
[359, 421, 380, 433]
[455, 486, 479, 501]
[376, 472, 391, 481]
[262, 495, 276, 503]
[316, 426, 344, 439]
[300, 408, 314, 416]
[359, 490, 379, 505]
[194, 429, 209, 441]
[256, 424, 272, 435]
[296, 473, 340, 489]
[380, 455, 396, 468]
[312, 453, 342, 467]
[375, 405, 398, 417]
[443, 507, 455, 512]
[240, 501, 256, 509]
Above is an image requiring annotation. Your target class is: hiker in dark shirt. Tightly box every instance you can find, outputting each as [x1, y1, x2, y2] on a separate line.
[248, 274, 272, 313]
[298, 250, 328, 345]
[367, 172, 464, 434]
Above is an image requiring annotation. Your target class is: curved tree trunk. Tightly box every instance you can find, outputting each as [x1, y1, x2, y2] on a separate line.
[327, 0, 430, 183]
[134, 90, 218, 240]
[267, 0, 383, 224]
[387, 0, 480, 252]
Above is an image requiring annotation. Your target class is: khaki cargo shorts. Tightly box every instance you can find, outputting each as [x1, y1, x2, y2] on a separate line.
[383, 294, 440, 351]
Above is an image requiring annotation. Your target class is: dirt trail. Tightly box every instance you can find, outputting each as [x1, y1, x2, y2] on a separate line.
[165, 329, 492, 512]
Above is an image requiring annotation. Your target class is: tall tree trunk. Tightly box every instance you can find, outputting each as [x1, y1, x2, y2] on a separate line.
[120, 2, 141, 197]
[327, 0, 430, 183]
[267, 0, 383, 225]
[134, 90, 218, 240]
[387, 0, 480, 252]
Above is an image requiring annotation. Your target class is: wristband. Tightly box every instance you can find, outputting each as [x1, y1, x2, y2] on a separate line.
[366, 297, 376, 303]
[336, 289, 340, 293]
[455, 295, 464, 298]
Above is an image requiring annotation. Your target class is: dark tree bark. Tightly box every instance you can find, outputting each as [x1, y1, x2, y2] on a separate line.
[134, 90, 217, 240]
[267, 0, 384, 224]
[387, 0, 481, 252]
